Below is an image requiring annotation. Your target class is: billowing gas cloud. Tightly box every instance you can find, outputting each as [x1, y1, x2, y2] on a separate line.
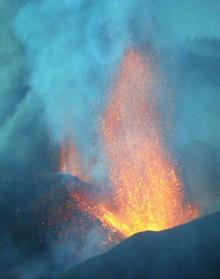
[0, 0, 55, 183]
[153, 0, 220, 149]
[12, 0, 220, 179]
[0, 0, 220, 278]
[13, 0, 156, 181]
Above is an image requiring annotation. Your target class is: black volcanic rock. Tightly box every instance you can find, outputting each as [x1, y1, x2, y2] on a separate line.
[62, 211, 220, 279]
[0, 174, 102, 278]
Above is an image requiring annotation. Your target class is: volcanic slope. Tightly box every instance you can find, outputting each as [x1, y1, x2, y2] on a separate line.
[62, 211, 220, 279]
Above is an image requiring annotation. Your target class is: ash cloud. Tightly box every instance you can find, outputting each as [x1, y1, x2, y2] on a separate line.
[0, 0, 220, 278]
[152, 1, 220, 148]
[13, 0, 155, 181]
[0, 0, 54, 182]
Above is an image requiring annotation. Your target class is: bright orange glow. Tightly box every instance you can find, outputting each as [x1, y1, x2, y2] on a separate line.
[60, 49, 197, 239]
[99, 49, 197, 236]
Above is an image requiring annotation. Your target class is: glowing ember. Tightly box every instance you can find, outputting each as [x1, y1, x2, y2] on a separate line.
[60, 49, 197, 239]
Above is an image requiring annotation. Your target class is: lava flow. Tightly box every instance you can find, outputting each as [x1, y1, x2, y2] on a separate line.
[60, 49, 197, 239]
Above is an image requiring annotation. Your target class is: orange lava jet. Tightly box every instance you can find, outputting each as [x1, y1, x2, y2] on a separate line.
[100, 49, 197, 236]
[60, 138, 78, 175]
[60, 49, 197, 239]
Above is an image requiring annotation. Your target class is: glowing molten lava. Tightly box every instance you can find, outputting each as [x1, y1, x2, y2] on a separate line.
[60, 49, 197, 239]
[100, 49, 197, 236]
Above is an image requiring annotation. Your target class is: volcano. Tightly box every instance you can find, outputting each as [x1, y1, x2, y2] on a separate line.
[62, 211, 220, 279]
[59, 50, 197, 241]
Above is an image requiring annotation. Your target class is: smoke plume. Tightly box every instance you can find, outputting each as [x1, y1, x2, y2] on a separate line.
[0, 0, 220, 278]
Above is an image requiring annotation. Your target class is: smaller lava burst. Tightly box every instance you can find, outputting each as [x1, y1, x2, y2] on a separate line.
[60, 138, 79, 175]
[59, 49, 198, 241]
[59, 137, 88, 182]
